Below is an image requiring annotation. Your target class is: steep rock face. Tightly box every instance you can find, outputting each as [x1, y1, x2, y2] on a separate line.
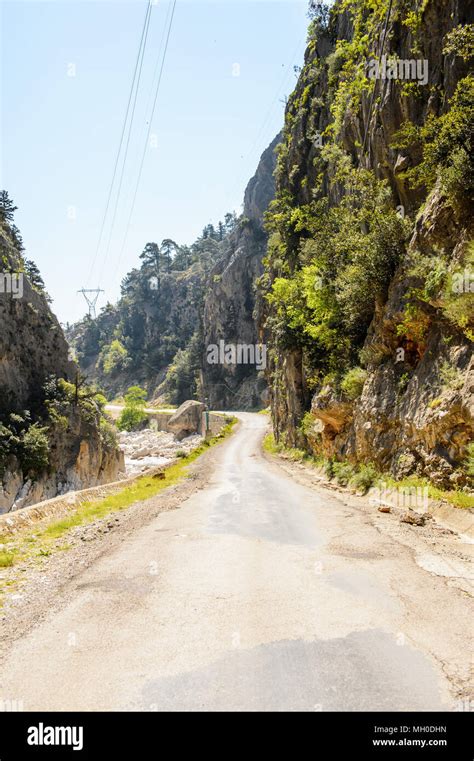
[263, 0, 473, 487]
[0, 221, 123, 513]
[202, 134, 280, 409]
[309, 192, 473, 486]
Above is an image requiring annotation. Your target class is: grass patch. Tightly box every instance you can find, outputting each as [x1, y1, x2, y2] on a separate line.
[263, 434, 473, 506]
[263, 432, 280, 454]
[381, 475, 474, 510]
[0, 551, 16, 568]
[262, 433, 306, 461]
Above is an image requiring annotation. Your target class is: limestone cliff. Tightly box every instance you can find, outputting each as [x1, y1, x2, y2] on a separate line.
[262, 0, 473, 488]
[0, 206, 123, 513]
[201, 134, 280, 409]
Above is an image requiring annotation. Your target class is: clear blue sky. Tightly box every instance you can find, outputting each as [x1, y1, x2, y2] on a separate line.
[1, 0, 310, 324]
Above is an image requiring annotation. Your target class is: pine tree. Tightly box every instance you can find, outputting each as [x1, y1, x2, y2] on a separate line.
[24, 259, 45, 291]
[160, 239, 178, 272]
[140, 242, 161, 292]
[0, 190, 17, 225]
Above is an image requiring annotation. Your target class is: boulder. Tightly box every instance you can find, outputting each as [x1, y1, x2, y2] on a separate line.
[400, 510, 426, 527]
[167, 401, 205, 440]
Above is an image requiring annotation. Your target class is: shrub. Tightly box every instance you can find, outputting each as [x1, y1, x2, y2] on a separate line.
[300, 410, 322, 439]
[117, 386, 148, 432]
[99, 419, 118, 450]
[20, 424, 50, 477]
[340, 367, 367, 400]
[323, 458, 335, 479]
[439, 361, 464, 391]
[332, 461, 355, 486]
[349, 463, 378, 494]
[391, 76, 474, 203]
[100, 339, 129, 376]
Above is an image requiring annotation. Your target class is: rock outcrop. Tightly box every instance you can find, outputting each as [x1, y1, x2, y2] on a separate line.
[167, 400, 205, 440]
[262, 0, 473, 487]
[201, 134, 281, 409]
[0, 210, 123, 513]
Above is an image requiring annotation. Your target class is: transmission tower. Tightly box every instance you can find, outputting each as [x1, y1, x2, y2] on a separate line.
[77, 288, 104, 319]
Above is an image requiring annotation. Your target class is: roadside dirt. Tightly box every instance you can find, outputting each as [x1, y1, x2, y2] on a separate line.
[0, 438, 222, 658]
[263, 449, 474, 600]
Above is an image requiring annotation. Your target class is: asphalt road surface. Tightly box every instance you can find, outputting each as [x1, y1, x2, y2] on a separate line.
[0, 413, 469, 711]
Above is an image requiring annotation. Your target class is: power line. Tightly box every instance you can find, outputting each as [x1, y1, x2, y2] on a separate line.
[97, 0, 154, 285]
[112, 0, 177, 287]
[86, 0, 152, 287]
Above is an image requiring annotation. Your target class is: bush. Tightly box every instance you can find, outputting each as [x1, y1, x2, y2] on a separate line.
[20, 424, 50, 477]
[340, 367, 367, 400]
[99, 419, 118, 450]
[100, 339, 129, 376]
[439, 361, 464, 391]
[332, 461, 355, 486]
[349, 463, 378, 494]
[117, 386, 148, 432]
[323, 458, 335, 479]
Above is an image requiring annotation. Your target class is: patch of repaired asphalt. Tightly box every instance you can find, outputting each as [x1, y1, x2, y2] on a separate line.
[138, 629, 449, 711]
[415, 553, 474, 581]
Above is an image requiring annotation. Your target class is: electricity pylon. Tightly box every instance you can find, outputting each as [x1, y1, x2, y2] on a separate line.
[77, 288, 104, 319]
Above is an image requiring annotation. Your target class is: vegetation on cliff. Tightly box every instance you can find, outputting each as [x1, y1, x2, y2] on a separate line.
[261, 0, 473, 490]
[0, 193, 120, 504]
[68, 215, 238, 404]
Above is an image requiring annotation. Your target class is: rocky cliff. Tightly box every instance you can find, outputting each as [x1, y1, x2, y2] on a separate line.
[201, 134, 280, 409]
[262, 0, 473, 488]
[0, 202, 123, 513]
[69, 137, 280, 412]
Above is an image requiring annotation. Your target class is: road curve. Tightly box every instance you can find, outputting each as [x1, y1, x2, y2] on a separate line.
[0, 413, 463, 711]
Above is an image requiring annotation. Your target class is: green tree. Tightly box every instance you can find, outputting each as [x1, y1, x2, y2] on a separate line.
[117, 386, 147, 431]
[24, 258, 48, 297]
[0, 190, 17, 224]
[160, 239, 178, 272]
[100, 339, 129, 375]
[20, 424, 50, 477]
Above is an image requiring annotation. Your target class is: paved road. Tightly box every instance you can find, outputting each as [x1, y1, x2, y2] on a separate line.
[0, 413, 465, 710]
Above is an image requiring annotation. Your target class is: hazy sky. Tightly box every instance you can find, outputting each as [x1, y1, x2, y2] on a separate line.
[1, 0, 310, 324]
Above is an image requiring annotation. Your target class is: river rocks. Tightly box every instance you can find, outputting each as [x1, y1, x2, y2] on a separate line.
[119, 428, 202, 475]
[167, 400, 205, 440]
